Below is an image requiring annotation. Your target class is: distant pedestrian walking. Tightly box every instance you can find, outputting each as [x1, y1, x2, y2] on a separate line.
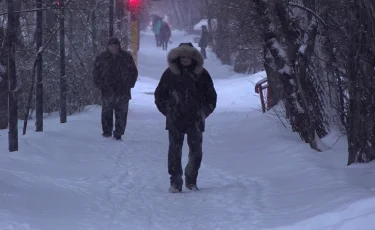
[153, 17, 163, 47]
[198, 25, 210, 59]
[160, 21, 171, 50]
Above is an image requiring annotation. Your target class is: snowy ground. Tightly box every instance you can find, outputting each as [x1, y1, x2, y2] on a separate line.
[1, 30, 375, 230]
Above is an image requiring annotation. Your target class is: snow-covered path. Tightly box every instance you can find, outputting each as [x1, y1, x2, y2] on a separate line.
[1, 30, 375, 230]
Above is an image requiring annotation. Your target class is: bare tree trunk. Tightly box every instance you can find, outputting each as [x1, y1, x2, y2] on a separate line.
[176, 0, 188, 27]
[295, 23, 320, 151]
[23, 18, 61, 135]
[35, 0, 43, 131]
[67, 11, 73, 60]
[59, 0, 67, 123]
[0, 81, 7, 129]
[0, 21, 8, 129]
[170, 0, 181, 28]
[7, 0, 18, 151]
[0, 42, 8, 129]
[204, 0, 212, 33]
[253, 0, 328, 148]
[347, 0, 375, 165]
[46, 0, 58, 52]
[215, 18, 230, 65]
[188, 0, 193, 26]
[109, 0, 114, 37]
[115, 0, 128, 48]
[13, 0, 22, 46]
[91, 3, 97, 54]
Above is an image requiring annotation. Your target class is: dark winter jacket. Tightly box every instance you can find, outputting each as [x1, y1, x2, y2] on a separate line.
[154, 43, 217, 132]
[93, 49, 138, 99]
[159, 22, 171, 42]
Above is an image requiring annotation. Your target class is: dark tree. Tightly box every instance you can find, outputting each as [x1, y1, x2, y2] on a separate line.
[35, 0, 44, 131]
[109, 0, 114, 37]
[0, 28, 8, 130]
[7, 0, 18, 151]
[60, 0, 67, 123]
[346, 0, 375, 165]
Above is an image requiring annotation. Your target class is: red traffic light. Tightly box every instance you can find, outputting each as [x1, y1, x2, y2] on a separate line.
[129, 0, 141, 17]
[129, 0, 140, 7]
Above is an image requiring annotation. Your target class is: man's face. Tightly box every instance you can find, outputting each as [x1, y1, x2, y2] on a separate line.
[108, 44, 120, 54]
[180, 56, 193, 66]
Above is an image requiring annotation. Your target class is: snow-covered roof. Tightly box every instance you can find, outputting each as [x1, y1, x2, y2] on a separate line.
[194, 19, 208, 30]
[193, 19, 217, 31]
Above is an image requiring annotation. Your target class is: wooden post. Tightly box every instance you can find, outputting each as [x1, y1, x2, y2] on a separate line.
[258, 86, 266, 113]
[266, 86, 272, 111]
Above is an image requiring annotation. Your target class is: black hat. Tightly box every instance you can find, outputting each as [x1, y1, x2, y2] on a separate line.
[108, 37, 121, 46]
[178, 42, 194, 47]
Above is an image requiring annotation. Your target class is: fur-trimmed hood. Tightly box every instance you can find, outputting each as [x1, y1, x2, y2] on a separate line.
[167, 44, 204, 75]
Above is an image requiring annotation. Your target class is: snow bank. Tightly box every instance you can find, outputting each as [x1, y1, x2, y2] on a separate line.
[272, 197, 375, 230]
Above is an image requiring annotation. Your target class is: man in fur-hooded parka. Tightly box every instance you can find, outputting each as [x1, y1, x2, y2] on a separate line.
[154, 42, 217, 193]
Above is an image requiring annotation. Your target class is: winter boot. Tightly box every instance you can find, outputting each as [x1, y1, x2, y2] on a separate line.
[102, 132, 112, 138]
[113, 134, 122, 140]
[169, 184, 182, 193]
[169, 177, 183, 193]
[113, 131, 122, 140]
[185, 183, 199, 191]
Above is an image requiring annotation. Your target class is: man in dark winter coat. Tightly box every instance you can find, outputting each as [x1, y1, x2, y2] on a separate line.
[93, 37, 138, 140]
[154, 42, 217, 193]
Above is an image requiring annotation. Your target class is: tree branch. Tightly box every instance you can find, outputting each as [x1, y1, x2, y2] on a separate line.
[288, 3, 327, 27]
[0, 0, 82, 16]
[65, 32, 85, 69]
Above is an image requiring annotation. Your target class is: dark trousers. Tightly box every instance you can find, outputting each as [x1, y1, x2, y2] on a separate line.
[161, 40, 168, 50]
[168, 127, 203, 186]
[155, 34, 161, 47]
[101, 95, 129, 136]
[200, 47, 207, 59]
